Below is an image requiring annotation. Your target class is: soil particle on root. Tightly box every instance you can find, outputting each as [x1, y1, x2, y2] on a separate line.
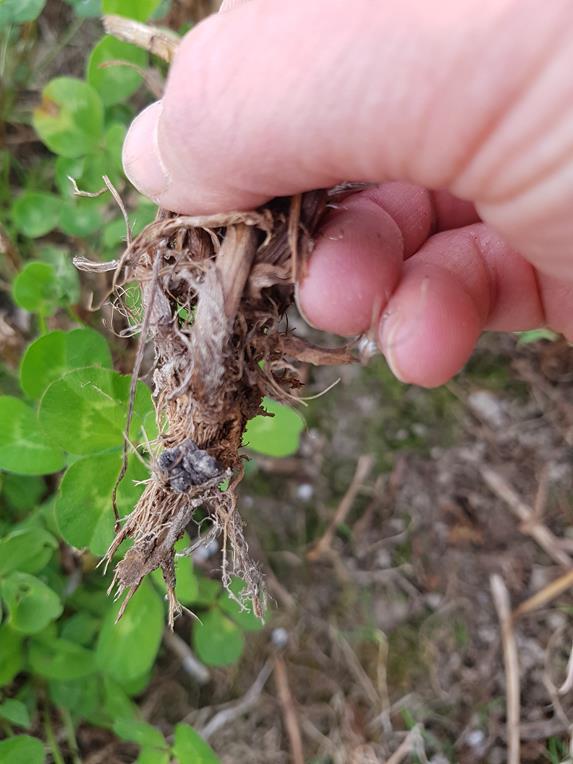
[78, 191, 356, 625]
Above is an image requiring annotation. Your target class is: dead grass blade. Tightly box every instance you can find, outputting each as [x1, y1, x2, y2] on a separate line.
[491, 574, 521, 764]
[558, 639, 573, 696]
[307, 454, 374, 561]
[163, 628, 210, 685]
[274, 654, 304, 764]
[480, 465, 572, 567]
[385, 725, 425, 764]
[199, 659, 273, 740]
[103, 15, 180, 62]
[513, 568, 573, 619]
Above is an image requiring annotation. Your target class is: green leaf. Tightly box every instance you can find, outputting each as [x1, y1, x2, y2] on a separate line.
[1, 572, 62, 634]
[170, 556, 199, 604]
[28, 637, 97, 680]
[79, 150, 120, 193]
[102, 0, 161, 21]
[192, 577, 221, 606]
[0, 736, 45, 764]
[12, 262, 59, 315]
[0, 397, 65, 475]
[49, 675, 100, 719]
[243, 398, 304, 457]
[64, 0, 101, 18]
[218, 578, 265, 632]
[11, 192, 60, 238]
[34, 496, 59, 537]
[113, 670, 151, 697]
[193, 608, 245, 667]
[103, 199, 156, 253]
[113, 719, 167, 749]
[172, 724, 219, 764]
[0, 625, 24, 686]
[54, 156, 85, 197]
[20, 328, 112, 400]
[56, 452, 146, 555]
[96, 580, 163, 683]
[12, 253, 78, 316]
[87, 36, 147, 106]
[103, 199, 157, 250]
[97, 675, 137, 724]
[58, 197, 103, 237]
[136, 749, 170, 764]
[67, 585, 110, 617]
[517, 328, 559, 345]
[0, 527, 58, 575]
[1, 474, 45, 511]
[104, 122, 127, 171]
[29, 622, 57, 642]
[38, 245, 81, 306]
[0, 699, 31, 729]
[0, 0, 46, 25]
[132, 198, 157, 235]
[105, 102, 134, 126]
[60, 612, 100, 645]
[103, 216, 129, 249]
[39, 367, 153, 455]
[33, 77, 104, 158]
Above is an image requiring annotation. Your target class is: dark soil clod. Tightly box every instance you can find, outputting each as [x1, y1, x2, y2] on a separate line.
[158, 438, 224, 492]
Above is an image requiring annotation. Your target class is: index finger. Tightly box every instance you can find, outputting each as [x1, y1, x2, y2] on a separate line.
[122, 0, 573, 279]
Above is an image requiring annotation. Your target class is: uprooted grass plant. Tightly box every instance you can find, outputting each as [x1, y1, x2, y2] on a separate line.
[81, 182, 356, 625]
[72, 17, 360, 626]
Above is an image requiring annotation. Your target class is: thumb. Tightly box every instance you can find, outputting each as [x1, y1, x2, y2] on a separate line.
[123, 0, 573, 279]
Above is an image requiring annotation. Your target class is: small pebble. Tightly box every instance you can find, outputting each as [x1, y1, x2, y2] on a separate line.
[466, 729, 485, 748]
[296, 483, 314, 501]
[271, 627, 289, 649]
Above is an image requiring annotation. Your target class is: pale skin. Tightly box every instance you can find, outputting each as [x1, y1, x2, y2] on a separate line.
[122, 0, 573, 387]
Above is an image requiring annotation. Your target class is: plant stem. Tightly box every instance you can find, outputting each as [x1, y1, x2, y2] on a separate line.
[66, 305, 82, 325]
[37, 312, 47, 335]
[43, 708, 65, 764]
[61, 707, 82, 764]
[0, 27, 11, 80]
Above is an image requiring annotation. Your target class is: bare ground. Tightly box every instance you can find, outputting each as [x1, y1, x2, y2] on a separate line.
[121, 333, 573, 764]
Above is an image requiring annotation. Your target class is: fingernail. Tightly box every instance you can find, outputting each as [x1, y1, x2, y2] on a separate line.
[379, 313, 408, 382]
[123, 101, 169, 201]
[294, 283, 321, 330]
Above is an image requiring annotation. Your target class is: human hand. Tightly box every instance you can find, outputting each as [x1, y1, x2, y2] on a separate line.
[122, 0, 573, 387]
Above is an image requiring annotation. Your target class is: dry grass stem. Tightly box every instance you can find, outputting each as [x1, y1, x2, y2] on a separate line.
[0, 224, 22, 274]
[558, 639, 573, 696]
[307, 454, 374, 560]
[103, 15, 179, 62]
[480, 465, 572, 567]
[162, 628, 210, 685]
[513, 568, 573, 619]
[542, 627, 573, 729]
[491, 574, 521, 764]
[273, 654, 304, 764]
[199, 659, 273, 740]
[384, 725, 425, 764]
